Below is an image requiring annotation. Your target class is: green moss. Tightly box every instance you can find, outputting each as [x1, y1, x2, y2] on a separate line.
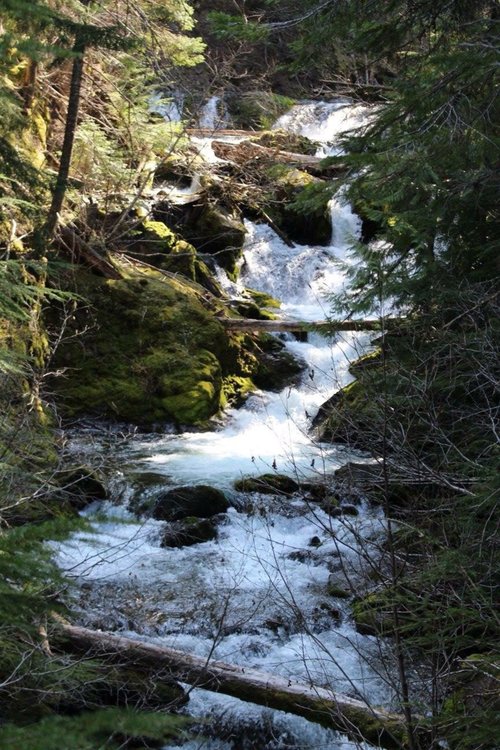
[160, 239, 196, 279]
[246, 288, 281, 309]
[227, 90, 295, 129]
[252, 129, 318, 155]
[0, 708, 188, 750]
[142, 219, 177, 243]
[327, 584, 351, 599]
[52, 273, 230, 426]
[234, 474, 299, 495]
[221, 375, 255, 408]
[352, 592, 394, 636]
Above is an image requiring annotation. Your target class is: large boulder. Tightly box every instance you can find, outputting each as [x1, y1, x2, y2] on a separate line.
[53, 466, 108, 512]
[52, 272, 231, 427]
[185, 206, 246, 277]
[253, 334, 306, 391]
[160, 516, 220, 547]
[152, 485, 229, 521]
[266, 167, 332, 246]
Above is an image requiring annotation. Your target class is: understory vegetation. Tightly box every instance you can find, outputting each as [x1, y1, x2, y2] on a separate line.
[0, 0, 498, 748]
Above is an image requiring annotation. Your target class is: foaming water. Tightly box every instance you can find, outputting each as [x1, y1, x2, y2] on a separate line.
[56, 100, 393, 749]
[274, 99, 373, 157]
[198, 95, 229, 130]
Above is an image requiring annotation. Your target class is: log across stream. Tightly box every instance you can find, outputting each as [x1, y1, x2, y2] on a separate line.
[58, 623, 418, 749]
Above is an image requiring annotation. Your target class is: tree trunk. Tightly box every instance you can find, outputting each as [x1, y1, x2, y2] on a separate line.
[56, 622, 419, 749]
[220, 318, 398, 333]
[44, 36, 86, 240]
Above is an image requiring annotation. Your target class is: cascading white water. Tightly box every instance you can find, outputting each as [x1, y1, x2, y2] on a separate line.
[198, 95, 229, 130]
[57, 100, 395, 749]
[149, 91, 185, 122]
[274, 99, 373, 157]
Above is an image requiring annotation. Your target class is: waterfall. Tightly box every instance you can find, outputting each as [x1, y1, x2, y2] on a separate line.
[198, 95, 229, 130]
[56, 99, 393, 750]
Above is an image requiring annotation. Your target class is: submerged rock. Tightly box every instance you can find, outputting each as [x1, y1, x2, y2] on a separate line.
[152, 484, 229, 521]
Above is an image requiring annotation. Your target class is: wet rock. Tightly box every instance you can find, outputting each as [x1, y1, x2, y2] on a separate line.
[234, 473, 299, 495]
[341, 504, 359, 516]
[253, 346, 306, 391]
[152, 484, 229, 521]
[160, 516, 219, 547]
[300, 481, 329, 500]
[318, 494, 341, 514]
[288, 549, 313, 563]
[54, 466, 108, 512]
[309, 535, 322, 548]
[326, 577, 351, 599]
[328, 504, 360, 518]
[317, 602, 343, 623]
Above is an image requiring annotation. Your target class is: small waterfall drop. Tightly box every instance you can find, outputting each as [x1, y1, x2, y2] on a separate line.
[57, 99, 392, 750]
[198, 95, 229, 130]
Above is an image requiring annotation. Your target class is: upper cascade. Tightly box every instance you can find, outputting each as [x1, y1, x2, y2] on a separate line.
[197, 95, 228, 130]
[274, 99, 373, 156]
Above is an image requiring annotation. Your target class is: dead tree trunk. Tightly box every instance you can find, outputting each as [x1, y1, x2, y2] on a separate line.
[220, 318, 399, 333]
[57, 622, 423, 749]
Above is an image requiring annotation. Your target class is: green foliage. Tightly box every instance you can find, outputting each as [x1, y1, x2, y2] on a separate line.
[0, 518, 76, 628]
[333, 9, 499, 315]
[208, 12, 269, 42]
[0, 707, 188, 749]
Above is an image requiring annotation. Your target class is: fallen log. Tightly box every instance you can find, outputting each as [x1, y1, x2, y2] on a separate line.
[210, 140, 344, 175]
[57, 622, 417, 749]
[220, 318, 398, 333]
[57, 225, 122, 280]
[187, 127, 253, 138]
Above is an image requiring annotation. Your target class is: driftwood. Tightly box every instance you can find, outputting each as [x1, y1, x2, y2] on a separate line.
[210, 140, 344, 175]
[187, 128, 253, 138]
[220, 318, 397, 333]
[57, 622, 416, 749]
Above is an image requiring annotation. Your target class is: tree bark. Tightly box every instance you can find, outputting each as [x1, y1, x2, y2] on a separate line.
[56, 225, 122, 279]
[56, 622, 416, 749]
[44, 36, 86, 240]
[210, 140, 344, 175]
[220, 318, 398, 333]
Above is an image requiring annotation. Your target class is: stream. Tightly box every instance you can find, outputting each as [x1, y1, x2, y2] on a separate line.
[57, 100, 397, 749]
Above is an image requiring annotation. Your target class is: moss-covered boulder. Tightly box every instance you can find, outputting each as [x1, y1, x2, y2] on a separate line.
[234, 474, 299, 495]
[352, 592, 395, 636]
[311, 380, 375, 449]
[250, 129, 318, 156]
[226, 90, 295, 129]
[152, 484, 229, 521]
[184, 206, 246, 277]
[265, 167, 332, 246]
[160, 516, 220, 547]
[124, 220, 198, 280]
[253, 334, 306, 391]
[52, 272, 231, 427]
